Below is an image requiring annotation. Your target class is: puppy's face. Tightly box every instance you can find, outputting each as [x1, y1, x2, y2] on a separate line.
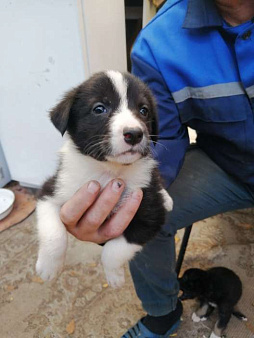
[179, 268, 207, 300]
[50, 71, 158, 164]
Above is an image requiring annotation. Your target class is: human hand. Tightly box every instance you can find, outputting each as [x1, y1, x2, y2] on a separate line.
[60, 179, 143, 244]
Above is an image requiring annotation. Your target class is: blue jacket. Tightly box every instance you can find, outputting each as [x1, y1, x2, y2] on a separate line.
[131, 0, 254, 191]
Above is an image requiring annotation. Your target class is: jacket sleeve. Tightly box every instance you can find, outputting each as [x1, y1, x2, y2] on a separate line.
[131, 53, 189, 189]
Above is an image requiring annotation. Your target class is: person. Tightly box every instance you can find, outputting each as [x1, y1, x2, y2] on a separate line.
[60, 0, 254, 337]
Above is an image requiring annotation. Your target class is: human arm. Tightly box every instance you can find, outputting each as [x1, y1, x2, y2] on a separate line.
[131, 46, 189, 188]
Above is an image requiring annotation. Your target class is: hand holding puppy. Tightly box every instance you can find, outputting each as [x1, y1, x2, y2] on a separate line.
[60, 179, 143, 244]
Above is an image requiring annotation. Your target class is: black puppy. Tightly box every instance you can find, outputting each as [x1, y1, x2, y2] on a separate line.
[179, 267, 247, 338]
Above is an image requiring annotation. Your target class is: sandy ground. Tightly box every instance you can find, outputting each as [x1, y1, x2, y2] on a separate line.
[0, 208, 254, 338]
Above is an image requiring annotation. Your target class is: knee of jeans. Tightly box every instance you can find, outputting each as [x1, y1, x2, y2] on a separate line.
[160, 224, 177, 238]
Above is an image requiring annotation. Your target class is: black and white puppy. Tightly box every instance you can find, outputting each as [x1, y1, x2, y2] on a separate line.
[36, 70, 173, 288]
[179, 267, 247, 338]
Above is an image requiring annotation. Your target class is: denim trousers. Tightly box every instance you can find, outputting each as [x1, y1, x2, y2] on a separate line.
[129, 146, 254, 316]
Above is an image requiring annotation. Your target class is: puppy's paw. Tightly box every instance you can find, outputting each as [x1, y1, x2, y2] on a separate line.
[209, 332, 221, 338]
[160, 189, 173, 211]
[36, 254, 64, 281]
[192, 312, 201, 322]
[104, 267, 125, 288]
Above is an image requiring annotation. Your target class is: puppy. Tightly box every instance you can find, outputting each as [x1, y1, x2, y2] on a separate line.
[36, 70, 173, 288]
[179, 267, 247, 338]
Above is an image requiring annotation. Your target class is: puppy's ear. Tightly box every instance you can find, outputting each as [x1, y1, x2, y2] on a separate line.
[50, 87, 78, 136]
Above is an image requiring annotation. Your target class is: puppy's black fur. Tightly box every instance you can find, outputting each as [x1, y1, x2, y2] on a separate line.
[179, 267, 247, 336]
[124, 168, 166, 244]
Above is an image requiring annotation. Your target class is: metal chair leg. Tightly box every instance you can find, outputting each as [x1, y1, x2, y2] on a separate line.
[175, 224, 193, 276]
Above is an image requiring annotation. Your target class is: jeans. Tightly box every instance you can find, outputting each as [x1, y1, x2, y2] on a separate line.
[129, 146, 254, 316]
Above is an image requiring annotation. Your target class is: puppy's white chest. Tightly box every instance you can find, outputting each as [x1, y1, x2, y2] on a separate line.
[96, 160, 155, 191]
[58, 142, 157, 203]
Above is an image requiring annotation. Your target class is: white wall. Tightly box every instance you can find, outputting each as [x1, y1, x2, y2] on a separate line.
[79, 0, 127, 74]
[0, 0, 85, 187]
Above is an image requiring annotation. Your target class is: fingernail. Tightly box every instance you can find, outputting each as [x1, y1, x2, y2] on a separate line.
[112, 179, 123, 192]
[87, 181, 99, 193]
[132, 190, 143, 200]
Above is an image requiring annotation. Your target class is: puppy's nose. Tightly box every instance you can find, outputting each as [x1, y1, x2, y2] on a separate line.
[123, 128, 143, 145]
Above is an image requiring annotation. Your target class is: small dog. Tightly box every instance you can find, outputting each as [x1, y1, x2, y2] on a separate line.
[179, 267, 247, 338]
[36, 70, 173, 288]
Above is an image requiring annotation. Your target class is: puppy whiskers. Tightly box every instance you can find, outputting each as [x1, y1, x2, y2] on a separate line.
[149, 138, 168, 151]
[83, 139, 108, 156]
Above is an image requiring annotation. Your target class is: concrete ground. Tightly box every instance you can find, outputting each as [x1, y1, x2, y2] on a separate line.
[0, 208, 254, 338]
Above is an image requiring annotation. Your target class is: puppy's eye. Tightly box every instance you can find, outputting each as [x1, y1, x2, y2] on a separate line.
[93, 104, 107, 114]
[139, 106, 149, 117]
